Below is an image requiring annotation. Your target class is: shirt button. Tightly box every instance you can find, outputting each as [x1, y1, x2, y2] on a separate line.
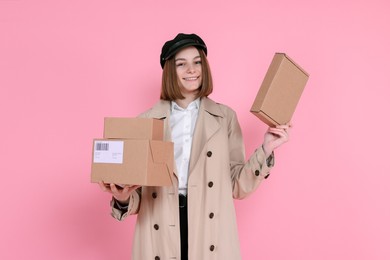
[255, 170, 260, 176]
[154, 224, 159, 230]
[209, 212, 214, 219]
[207, 151, 212, 157]
[208, 181, 213, 188]
[210, 245, 215, 251]
[152, 192, 157, 199]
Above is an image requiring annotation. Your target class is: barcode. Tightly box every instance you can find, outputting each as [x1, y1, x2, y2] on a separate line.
[96, 142, 109, 151]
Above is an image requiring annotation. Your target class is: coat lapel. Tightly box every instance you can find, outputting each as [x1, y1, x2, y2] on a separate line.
[189, 97, 224, 174]
[145, 98, 224, 179]
[144, 100, 172, 141]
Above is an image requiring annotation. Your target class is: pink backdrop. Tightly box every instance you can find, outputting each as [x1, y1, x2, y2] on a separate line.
[1, 0, 389, 259]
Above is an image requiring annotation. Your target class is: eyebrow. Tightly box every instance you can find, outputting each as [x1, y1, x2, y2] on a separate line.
[175, 56, 201, 62]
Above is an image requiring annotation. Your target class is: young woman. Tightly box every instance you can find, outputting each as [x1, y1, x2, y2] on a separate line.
[99, 33, 290, 260]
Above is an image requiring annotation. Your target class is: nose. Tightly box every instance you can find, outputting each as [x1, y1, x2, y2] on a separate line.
[187, 64, 195, 73]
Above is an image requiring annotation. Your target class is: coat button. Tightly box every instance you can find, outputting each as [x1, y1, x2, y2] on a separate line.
[155, 256, 160, 260]
[152, 192, 157, 199]
[210, 245, 215, 251]
[208, 181, 214, 188]
[209, 212, 214, 219]
[255, 170, 260, 176]
[154, 224, 159, 230]
[207, 151, 212, 157]
[264, 173, 270, 179]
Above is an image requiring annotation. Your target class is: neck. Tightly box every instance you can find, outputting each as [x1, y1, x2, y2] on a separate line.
[175, 93, 198, 109]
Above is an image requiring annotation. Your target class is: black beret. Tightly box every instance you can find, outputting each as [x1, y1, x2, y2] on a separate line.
[160, 33, 207, 68]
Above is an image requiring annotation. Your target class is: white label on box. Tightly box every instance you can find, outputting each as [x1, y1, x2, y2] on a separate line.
[93, 140, 124, 164]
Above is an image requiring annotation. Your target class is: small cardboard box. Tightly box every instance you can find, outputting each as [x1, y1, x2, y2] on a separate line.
[251, 53, 309, 126]
[91, 139, 174, 186]
[104, 117, 164, 140]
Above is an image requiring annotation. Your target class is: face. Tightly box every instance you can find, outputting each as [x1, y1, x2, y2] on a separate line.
[174, 46, 202, 97]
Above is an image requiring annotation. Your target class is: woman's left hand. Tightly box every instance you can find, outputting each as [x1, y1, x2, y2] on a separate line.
[262, 123, 292, 157]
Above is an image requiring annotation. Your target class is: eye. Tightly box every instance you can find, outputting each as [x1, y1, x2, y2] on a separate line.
[195, 60, 202, 65]
[176, 62, 185, 67]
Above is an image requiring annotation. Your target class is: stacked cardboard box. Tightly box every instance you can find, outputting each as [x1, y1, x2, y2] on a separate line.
[91, 118, 173, 186]
[251, 53, 309, 126]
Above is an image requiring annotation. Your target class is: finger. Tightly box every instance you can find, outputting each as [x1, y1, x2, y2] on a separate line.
[123, 185, 141, 193]
[274, 125, 291, 135]
[110, 183, 119, 193]
[98, 181, 108, 191]
[122, 184, 141, 188]
[115, 184, 124, 190]
[280, 122, 293, 128]
[268, 128, 287, 135]
[122, 185, 130, 193]
[130, 185, 141, 192]
[276, 124, 290, 130]
[268, 128, 289, 140]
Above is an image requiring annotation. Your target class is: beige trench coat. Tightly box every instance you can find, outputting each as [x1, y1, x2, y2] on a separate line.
[110, 97, 274, 260]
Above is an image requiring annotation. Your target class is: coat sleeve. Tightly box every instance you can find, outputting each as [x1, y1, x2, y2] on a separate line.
[228, 110, 275, 199]
[110, 188, 142, 221]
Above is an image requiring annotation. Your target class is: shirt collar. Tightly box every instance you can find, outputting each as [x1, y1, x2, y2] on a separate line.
[171, 98, 200, 113]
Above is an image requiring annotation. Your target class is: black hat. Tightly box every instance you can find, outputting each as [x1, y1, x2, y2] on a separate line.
[160, 33, 207, 68]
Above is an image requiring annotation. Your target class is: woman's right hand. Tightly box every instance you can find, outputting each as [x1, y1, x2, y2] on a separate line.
[98, 181, 141, 204]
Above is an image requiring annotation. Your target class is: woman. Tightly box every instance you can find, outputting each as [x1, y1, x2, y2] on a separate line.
[99, 33, 290, 260]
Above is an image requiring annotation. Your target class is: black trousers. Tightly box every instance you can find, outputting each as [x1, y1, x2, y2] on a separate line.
[179, 194, 188, 260]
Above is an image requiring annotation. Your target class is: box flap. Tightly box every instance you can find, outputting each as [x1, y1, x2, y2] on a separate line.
[148, 140, 174, 186]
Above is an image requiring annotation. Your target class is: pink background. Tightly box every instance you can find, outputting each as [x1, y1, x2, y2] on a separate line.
[1, 0, 389, 259]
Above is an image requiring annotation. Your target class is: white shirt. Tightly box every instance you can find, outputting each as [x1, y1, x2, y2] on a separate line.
[170, 98, 200, 195]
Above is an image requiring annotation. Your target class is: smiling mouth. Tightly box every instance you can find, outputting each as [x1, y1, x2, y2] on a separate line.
[183, 76, 199, 81]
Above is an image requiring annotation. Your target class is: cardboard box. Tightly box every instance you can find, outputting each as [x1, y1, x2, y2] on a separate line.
[91, 117, 173, 186]
[104, 117, 164, 140]
[91, 139, 174, 186]
[251, 53, 309, 126]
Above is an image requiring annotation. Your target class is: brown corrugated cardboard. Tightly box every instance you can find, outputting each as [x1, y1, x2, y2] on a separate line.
[91, 117, 173, 186]
[104, 117, 164, 140]
[91, 139, 174, 186]
[251, 53, 309, 126]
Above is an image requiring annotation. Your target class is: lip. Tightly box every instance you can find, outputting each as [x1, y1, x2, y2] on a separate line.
[183, 76, 200, 81]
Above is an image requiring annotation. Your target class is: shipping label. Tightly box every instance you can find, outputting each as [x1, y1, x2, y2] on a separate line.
[93, 140, 124, 164]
